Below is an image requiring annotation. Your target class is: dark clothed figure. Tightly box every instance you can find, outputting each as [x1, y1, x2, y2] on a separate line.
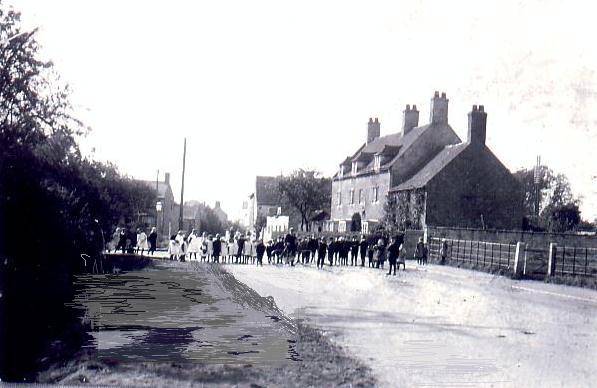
[148, 230, 157, 255]
[367, 245, 374, 267]
[273, 240, 285, 264]
[284, 232, 297, 265]
[256, 241, 265, 266]
[350, 240, 359, 266]
[266, 243, 273, 264]
[317, 240, 327, 269]
[236, 237, 246, 264]
[328, 240, 336, 266]
[212, 238, 222, 263]
[117, 229, 127, 254]
[415, 240, 425, 265]
[359, 239, 368, 266]
[127, 230, 137, 254]
[308, 238, 318, 263]
[387, 240, 401, 275]
[376, 243, 386, 269]
[440, 240, 449, 265]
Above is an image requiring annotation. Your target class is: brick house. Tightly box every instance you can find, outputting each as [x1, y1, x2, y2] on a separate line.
[331, 91, 523, 233]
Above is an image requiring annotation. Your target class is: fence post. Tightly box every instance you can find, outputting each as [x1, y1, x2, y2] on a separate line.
[547, 243, 557, 276]
[513, 242, 525, 277]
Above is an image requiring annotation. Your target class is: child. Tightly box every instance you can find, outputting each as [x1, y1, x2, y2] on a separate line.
[168, 235, 179, 261]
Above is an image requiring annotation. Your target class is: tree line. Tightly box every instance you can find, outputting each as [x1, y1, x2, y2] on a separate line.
[0, 4, 155, 380]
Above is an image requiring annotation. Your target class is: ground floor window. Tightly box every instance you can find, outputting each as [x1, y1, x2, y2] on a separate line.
[338, 220, 346, 233]
[361, 221, 369, 234]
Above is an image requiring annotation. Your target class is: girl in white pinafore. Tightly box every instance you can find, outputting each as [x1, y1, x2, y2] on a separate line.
[206, 235, 214, 262]
[187, 230, 200, 260]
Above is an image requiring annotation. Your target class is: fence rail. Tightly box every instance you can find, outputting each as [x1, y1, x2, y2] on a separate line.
[428, 237, 516, 271]
[553, 246, 597, 277]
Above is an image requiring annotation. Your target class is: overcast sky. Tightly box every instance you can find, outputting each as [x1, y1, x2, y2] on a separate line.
[10, 0, 597, 221]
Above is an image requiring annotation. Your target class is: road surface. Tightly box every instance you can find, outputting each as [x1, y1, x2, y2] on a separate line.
[226, 262, 597, 387]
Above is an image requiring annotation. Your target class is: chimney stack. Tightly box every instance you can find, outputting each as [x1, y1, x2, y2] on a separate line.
[164, 172, 170, 184]
[430, 91, 449, 124]
[402, 104, 419, 136]
[367, 117, 380, 144]
[467, 105, 487, 146]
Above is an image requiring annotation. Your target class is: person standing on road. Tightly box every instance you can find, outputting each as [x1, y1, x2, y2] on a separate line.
[397, 242, 406, 271]
[284, 227, 297, 266]
[187, 229, 200, 261]
[359, 236, 368, 267]
[116, 227, 127, 254]
[317, 237, 328, 269]
[415, 237, 425, 265]
[375, 238, 386, 269]
[168, 235, 179, 261]
[236, 233, 246, 264]
[212, 234, 222, 263]
[148, 227, 158, 255]
[350, 236, 359, 266]
[387, 236, 400, 276]
[256, 239, 265, 266]
[136, 228, 148, 256]
[440, 238, 449, 265]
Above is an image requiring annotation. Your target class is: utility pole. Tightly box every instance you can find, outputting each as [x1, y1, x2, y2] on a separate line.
[178, 138, 187, 231]
[533, 155, 541, 221]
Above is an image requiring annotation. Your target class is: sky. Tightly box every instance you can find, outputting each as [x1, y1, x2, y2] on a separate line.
[9, 0, 597, 221]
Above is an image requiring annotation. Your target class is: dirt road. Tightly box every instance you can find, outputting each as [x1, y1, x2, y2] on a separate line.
[226, 263, 597, 387]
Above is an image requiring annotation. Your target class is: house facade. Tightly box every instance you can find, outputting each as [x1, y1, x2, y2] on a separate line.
[331, 91, 523, 232]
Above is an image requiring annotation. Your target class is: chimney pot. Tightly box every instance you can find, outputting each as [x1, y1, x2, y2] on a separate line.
[367, 117, 381, 143]
[430, 91, 449, 124]
[402, 103, 420, 136]
[468, 104, 488, 146]
[164, 172, 170, 184]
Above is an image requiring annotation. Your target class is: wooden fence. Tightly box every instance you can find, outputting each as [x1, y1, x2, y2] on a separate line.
[551, 245, 597, 277]
[428, 237, 516, 271]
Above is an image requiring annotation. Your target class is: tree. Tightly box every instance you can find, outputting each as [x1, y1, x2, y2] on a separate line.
[0, 3, 155, 380]
[514, 166, 581, 232]
[278, 169, 331, 232]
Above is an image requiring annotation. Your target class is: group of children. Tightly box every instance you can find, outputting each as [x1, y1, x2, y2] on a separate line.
[165, 228, 434, 276]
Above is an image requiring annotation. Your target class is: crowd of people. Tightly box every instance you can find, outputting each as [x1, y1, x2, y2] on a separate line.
[109, 227, 158, 256]
[155, 227, 434, 276]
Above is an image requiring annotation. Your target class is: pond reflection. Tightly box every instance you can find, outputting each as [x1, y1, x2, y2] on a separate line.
[68, 261, 291, 364]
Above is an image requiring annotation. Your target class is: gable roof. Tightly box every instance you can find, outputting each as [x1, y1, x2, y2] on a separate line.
[255, 176, 283, 206]
[391, 143, 468, 191]
[138, 180, 171, 198]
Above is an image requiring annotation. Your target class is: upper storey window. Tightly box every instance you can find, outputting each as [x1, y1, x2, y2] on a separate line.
[374, 155, 381, 171]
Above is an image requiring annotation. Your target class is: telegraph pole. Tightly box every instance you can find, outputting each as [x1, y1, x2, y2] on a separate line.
[533, 155, 541, 221]
[178, 138, 187, 230]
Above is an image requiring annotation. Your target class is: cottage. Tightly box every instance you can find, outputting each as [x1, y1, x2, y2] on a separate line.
[331, 92, 523, 232]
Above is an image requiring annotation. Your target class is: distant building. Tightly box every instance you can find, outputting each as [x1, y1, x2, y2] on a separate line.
[213, 201, 228, 224]
[138, 172, 176, 237]
[263, 215, 289, 242]
[243, 175, 307, 233]
[331, 91, 523, 232]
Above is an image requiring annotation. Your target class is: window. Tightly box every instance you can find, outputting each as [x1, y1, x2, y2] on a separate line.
[361, 221, 369, 234]
[337, 191, 342, 206]
[374, 155, 381, 171]
[349, 189, 355, 205]
[339, 221, 346, 233]
[358, 189, 363, 204]
[339, 165, 344, 178]
[372, 186, 379, 203]
[352, 162, 359, 175]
